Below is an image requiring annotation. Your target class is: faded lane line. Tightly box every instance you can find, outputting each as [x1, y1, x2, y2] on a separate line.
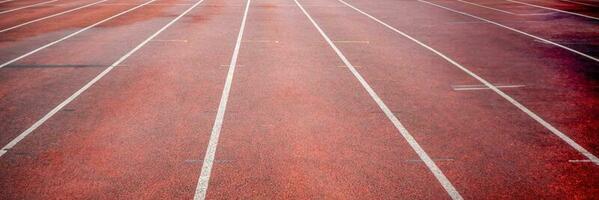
[560, 0, 599, 7]
[338, 0, 599, 165]
[295, 0, 464, 199]
[569, 159, 597, 163]
[458, 0, 515, 14]
[0, 0, 159, 69]
[457, 0, 553, 15]
[506, 0, 599, 20]
[193, 0, 251, 199]
[0, 0, 109, 33]
[0, 0, 58, 14]
[0, 0, 208, 158]
[99, 3, 194, 6]
[419, 0, 598, 62]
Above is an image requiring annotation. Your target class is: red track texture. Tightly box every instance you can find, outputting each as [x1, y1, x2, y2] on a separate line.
[0, 0, 597, 199]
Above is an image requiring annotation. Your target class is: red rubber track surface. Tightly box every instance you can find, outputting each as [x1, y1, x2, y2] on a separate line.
[0, 0, 597, 199]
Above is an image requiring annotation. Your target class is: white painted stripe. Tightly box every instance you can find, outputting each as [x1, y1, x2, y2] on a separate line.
[99, 3, 193, 6]
[446, 20, 544, 24]
[0, 0, 207, 158]
[296, 0, 463, 199]
[560, 0, 598, 7]
[0, 0, 16, 4]
[419, 0, 599, 62]
[0, 0, 159, 70]
[452, 84, 526, 91]
[506, 0, 599, 20]
[457, 0, 555, 15]
[336, 65, 361, 68]
[533, 39, 589, 45]
[517, 12, 556, 16]
[338, 0, 599, 165]
[458, 0, 515, 14]
[0, 0, 110, 33]
[0, 0, 58, 14]
[193, 0, 251, 199]
[568, 159, 596, 163]
[405, 158, 455, 162]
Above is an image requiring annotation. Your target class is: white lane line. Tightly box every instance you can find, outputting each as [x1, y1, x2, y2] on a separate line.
[99, 3, 193, 6]
[220, 64, 244, 67]
[295, 0, 464, 199]
[533, 39, 590, 45]
[452, 84, 526, 91]
[336, 65, 361, 68]
[0, 0, 16, 4]
[457, 0, 553, 15]
[405, 158, 455, 162]
[193, 0, 250, 199]
[0, 0, 208, 158]
[338, 0, 599, 165]
[0, 0, 159, 70]
[445, 20, 544, 24]
[458, 0, 515, 14]
[0, 0, 58, 14]
[0, 0, 109, 33]
[419, 0, 599, 62]
[569, 159, 596, 163]
[561, 0, 599, 7]
[506, 0, 599, 20]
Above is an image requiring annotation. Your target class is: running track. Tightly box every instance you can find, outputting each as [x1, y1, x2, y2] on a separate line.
[0, 0, 597, 199]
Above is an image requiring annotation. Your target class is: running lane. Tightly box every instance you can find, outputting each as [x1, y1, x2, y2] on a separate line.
[0, 0, 152, 62]
[300, 0, 598, 198]
[502, 0, 599, 19]
[421, 0, 598, 57]
[0, 0, 104, 29]
[0, 0, 244, 198]
[201, 0, 451, 199]
[0, 0, 58, 14]
[0, 0, 192, 153]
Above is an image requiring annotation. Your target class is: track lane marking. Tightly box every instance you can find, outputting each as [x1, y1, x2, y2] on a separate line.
[0, 0, 16, 4]
[0, 0, 159, 69]
[560, 0, 599, 7]
[193, 0, 251, 199]
[0, 0, 109, 33]
[98, 3, 194, 6]
[337, 0, 599, 165]
[336, 65, 361, 68]
[457, 0, 554, 15]
[452, 84, 526, 91]
[0, 0, 208, 158]
[294, 0, 464, 199]
[418, 0, 598, 62]
[569, 159, 597, 163]
[405, 158, 455, 162]
[506, 0, 599, 20]
[0, 0, 58, 14]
